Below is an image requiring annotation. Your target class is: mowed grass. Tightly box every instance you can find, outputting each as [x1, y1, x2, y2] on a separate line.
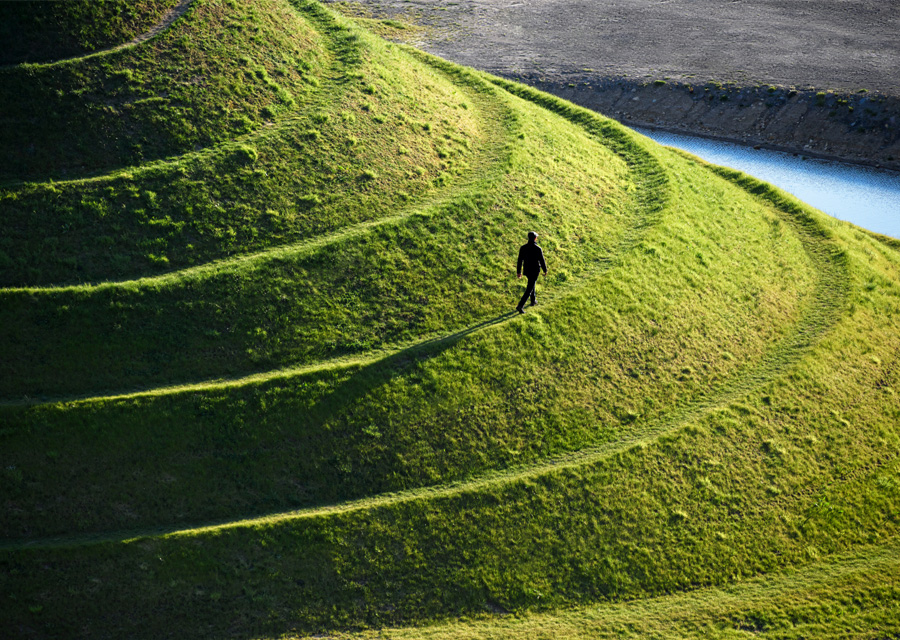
[0, 0, 325, 181]
[286, 542, 900, 639]
[3, 221, 898, 636]
[1, 1, 900, 639]
[0, 79, 822, 539]
[0, 1, 483, 286]
[0, 84, 626, 398]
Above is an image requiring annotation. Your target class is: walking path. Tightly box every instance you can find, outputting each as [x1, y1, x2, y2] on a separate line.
[0, 71, 855, 551]
[125, 0, 196, 48]
[4, 8, 897, 637]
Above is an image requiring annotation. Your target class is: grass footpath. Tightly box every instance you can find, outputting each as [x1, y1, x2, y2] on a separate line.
[301, 541, 900, 639]
[0, 1, 488, 287]
[1, 1, 899, 638]
[0, 0, 324, 181]
[0, 72, 825, 543]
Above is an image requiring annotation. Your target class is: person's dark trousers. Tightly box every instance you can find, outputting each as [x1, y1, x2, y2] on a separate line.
[517, 273, 539, 310]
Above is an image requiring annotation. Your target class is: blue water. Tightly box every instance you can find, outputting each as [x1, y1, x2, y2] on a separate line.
[634, 128, 900, 239]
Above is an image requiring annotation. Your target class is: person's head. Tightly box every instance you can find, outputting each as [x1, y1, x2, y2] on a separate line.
[527, 231, 537, 243]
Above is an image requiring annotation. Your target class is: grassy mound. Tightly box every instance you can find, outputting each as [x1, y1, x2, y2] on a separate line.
[1, 1, 899, 639]
[0, 1, 482, 285]
[298, 542, 900, 639]
[0, 0, 182, 65]
[0, 0, 326, 181]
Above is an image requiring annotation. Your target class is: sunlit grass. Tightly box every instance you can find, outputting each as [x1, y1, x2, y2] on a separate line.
[1, 1, 899, 638]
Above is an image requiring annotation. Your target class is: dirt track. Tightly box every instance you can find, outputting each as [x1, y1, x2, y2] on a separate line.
[333, 0, 900, 168]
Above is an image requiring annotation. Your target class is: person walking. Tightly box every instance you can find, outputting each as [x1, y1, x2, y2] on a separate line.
[516, 231, 548, 313]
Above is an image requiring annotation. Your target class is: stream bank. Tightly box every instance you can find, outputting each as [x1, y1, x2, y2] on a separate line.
[506, 73, 900, 172]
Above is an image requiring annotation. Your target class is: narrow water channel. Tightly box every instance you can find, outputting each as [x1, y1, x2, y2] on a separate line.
[634, 127, 900, 239]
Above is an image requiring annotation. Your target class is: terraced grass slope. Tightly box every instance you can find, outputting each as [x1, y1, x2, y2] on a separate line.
[1, 1, 899, 638]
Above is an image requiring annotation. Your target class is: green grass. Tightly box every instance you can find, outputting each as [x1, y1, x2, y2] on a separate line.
[0, 0, 325, 180]
[0, 73, 821, 538]
[1, 1, 899, 638]
[293, 542, 900, 639]
[0, 0, 182, 65]
[0, 2, 483, 285]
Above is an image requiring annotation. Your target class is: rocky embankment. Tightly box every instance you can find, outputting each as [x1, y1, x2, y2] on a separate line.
[508, 72, 900, 171]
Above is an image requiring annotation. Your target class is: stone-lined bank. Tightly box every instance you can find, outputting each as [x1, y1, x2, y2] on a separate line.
[503, 73, 900, 172]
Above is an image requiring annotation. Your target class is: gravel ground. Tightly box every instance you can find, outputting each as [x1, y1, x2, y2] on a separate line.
[340, 0, 900, 93]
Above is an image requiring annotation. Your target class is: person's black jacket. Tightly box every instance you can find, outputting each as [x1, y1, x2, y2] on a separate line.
[517, 242, 547, 277]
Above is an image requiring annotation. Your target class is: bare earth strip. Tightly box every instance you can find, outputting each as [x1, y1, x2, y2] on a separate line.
[124, 0, 197, 48]
[352, 0, 900, 93]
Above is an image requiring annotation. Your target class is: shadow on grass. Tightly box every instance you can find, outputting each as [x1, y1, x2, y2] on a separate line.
[0, 309, 521, 549]
[309, 309, 518, 420]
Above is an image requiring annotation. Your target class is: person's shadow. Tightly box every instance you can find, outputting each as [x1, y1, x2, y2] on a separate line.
[308, 310, 518, 424]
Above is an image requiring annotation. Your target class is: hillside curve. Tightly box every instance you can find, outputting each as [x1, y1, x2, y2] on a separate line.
[331, 0, 900, 171]
[0, 0, 185, 66]
[2, 1, 899, 639]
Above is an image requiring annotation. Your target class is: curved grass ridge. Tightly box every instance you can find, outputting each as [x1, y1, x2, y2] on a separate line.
[1, 39, 513, 295]
[0, 66, 847, 546]
[3, 3, 899, 639]
[0, 0, 327, 182]
[0, 47, 675, 540]
[1, 67, 842, 543]
[0, 59, 666, 404]
[3, 151, 886, 635]
[0, 2, 492, 288]
[0, 140, 849, 552]
[67, 0, 197, 64]
[0, 11, 844, 546]
[5, 0, 196, 69]
[0, 63, 517, 400]
[308, 540, 900, 639]
[0, 37, 665, 407]
[0, 0, 184, 66]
